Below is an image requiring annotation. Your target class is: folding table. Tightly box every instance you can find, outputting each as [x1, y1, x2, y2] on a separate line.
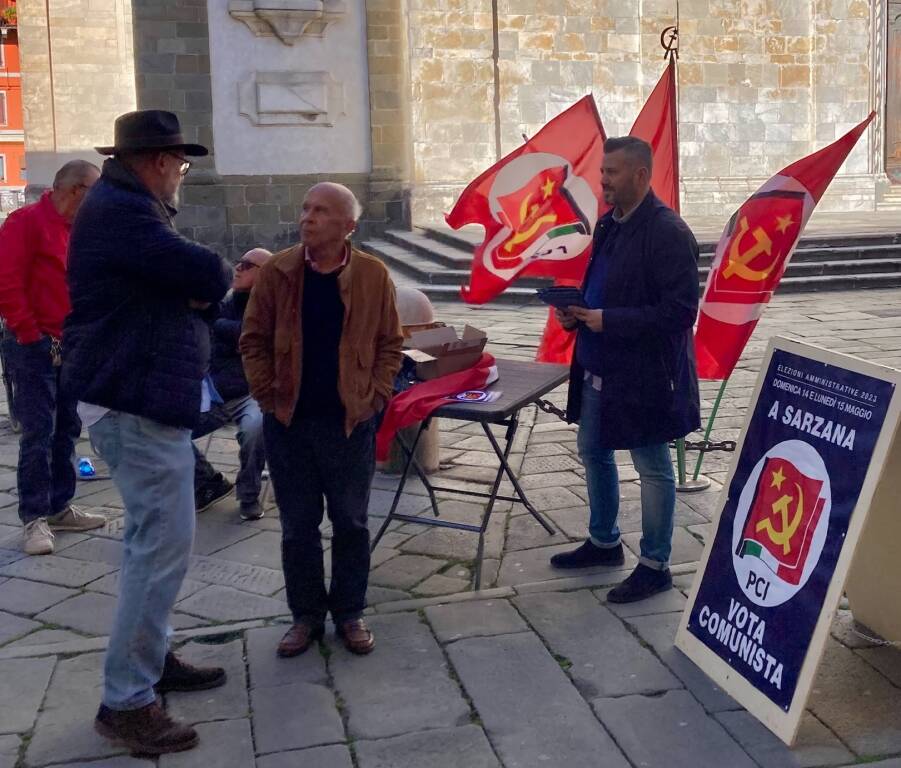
[371, 358, 570, 588]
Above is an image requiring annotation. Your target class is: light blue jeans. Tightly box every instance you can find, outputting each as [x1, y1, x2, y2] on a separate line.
[89, 411, 195, 711]
[577, 383, 675, 569]
[224, 395, 265, 504]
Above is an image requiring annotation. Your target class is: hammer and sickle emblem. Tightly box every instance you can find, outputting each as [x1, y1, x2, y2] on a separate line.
[660, 25, 679, 58]
[503, 191, 558, 254]
[756, 483, 805, 556]
[722, 216, 778, 281]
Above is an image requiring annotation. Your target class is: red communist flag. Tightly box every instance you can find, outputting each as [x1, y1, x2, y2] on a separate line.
[631, 56, 680, 213]
[736, 457, 827, 585]
[537, 59, 680, 362]
[446, 96, 606, 305]
[695, 113, 875, 380]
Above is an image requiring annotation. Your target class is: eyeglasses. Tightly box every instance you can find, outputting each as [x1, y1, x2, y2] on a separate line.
[166, 152, 192, 177]
[235, 260, 259, 272]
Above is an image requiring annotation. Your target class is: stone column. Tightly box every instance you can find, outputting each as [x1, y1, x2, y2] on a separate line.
[131, 0, 229, 250]
[366, 0, 415, 228]
[16, 0, 136, 189]
[130, 0, 419, 242]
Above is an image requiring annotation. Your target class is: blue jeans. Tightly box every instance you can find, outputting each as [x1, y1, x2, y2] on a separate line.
[577, 383, 675, 569]
[193, 395, 265, 503]
[223, 395, 265, 503]
[1, 334, 80, 524]
[88, 411, 195, 711]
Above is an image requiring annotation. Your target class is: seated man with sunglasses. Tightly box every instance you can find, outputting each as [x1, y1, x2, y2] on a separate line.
[192, 247, 272, 520]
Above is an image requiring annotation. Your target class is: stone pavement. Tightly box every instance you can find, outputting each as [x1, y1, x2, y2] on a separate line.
[1, 288, 901, 767]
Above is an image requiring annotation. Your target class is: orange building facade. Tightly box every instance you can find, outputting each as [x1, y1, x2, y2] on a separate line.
[0, 1, 24, 189]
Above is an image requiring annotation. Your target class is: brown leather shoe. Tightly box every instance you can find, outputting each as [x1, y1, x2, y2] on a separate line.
[94, 701, 198, 755]
[337, 618, 375, 655]
[276, 623, 324, 658]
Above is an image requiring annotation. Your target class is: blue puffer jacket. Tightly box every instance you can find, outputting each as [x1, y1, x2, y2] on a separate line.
[62, 158, 231, 429]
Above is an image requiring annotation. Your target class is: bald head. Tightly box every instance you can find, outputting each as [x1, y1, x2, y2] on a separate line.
[53, 160, 100, 192]
[307, 182, 362, 221]
[50, 160, 101, 223]
[300, 182, 363, 254]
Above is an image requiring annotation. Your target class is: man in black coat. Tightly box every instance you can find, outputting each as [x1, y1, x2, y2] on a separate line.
[63, 111, 232, 754]
[193, 247, 271, 520]
[550, 136, 701, 603]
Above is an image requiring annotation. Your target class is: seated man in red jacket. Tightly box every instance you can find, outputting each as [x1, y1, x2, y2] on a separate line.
[0, 161, 107, 556]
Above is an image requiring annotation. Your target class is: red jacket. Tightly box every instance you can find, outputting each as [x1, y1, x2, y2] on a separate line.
[0, 192, 71, 343]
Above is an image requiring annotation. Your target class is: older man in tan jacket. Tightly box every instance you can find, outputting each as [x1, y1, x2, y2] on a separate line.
[241, 182, 402, 657]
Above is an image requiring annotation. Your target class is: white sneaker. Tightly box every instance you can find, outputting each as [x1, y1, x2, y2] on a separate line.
[24, 518, 55, 556]
[46, 505, 106, 532]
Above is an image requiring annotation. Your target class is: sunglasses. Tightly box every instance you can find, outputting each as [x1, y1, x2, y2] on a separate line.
[235, 260, 260, 272]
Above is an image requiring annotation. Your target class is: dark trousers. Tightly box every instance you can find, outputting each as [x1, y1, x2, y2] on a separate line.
[1, 334, 80, 524]
[193, 444, 221, 486]
[263, 412, 375, 626]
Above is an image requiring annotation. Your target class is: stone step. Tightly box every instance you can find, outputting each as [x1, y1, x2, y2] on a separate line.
[381, 237, 901, 275]
[419, 224, 901, 255]
[409, 226, 901, 273]
[414, 227, 901, 268]
[699, 257, 901, 281]
[364, 238, 551, 289]
[776, 271, 901, 293]
[384, 275, 541, 306]
[367, 233, 901, 302]
[368, 220, 901, 303]
[383, 229, 473, 269]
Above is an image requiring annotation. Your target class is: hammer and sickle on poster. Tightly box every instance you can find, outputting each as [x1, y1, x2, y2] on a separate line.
[723, 216, 778, 281]
[756, 483, 805, 555]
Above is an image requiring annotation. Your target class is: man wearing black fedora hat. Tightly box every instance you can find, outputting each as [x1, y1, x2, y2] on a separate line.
[63, 110, 232, 755]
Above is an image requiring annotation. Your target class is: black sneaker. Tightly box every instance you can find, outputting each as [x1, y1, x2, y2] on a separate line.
[550, 540, 625, 570]
[155, 651, 227, 693]
[194, 475, 233, 513]
[239, 500, 264, 521]
[606, 563, 672, 604]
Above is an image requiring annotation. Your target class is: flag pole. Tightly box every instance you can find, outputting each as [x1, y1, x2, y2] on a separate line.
[661, 5, 705, 492]
[691, 377, 728, 481]
[662, 10, 686, 485]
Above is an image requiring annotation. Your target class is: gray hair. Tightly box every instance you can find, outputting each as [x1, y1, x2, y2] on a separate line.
[53, 160, 100, 191]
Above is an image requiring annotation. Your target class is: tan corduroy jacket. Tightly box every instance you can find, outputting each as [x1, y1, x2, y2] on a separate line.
[239, 244, 403, 435]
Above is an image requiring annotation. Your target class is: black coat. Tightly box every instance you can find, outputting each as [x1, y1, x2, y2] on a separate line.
[566, 192, 701, 449]
[62, 158, 231, 429]
[210, 290, 251, 401]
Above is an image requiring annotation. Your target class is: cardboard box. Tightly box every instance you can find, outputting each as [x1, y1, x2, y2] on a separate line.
[402, 324, 488, 380]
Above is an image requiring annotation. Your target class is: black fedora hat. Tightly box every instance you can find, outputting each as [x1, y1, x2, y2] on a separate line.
[95, 110, 208, 157]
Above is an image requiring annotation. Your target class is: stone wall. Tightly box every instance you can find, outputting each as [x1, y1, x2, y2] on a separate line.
[129, 0, 404, 259]
[406, 0, 882, 223]
[28, 0, 884, 248]
[17, 0, 135, 153]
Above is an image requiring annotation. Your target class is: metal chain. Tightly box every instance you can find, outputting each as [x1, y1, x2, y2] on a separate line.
[672, 439, 737, 453]
[535, 398, 568, 422]
[851, 627, 901, 648]
[533, 400, 737, 453]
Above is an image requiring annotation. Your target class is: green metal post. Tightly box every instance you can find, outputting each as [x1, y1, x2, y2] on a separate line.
[692, 378, 729, 481]
[676, 437, 686, 485]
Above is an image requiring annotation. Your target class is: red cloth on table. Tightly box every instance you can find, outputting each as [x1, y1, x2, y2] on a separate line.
[375, 353, 496, 461]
